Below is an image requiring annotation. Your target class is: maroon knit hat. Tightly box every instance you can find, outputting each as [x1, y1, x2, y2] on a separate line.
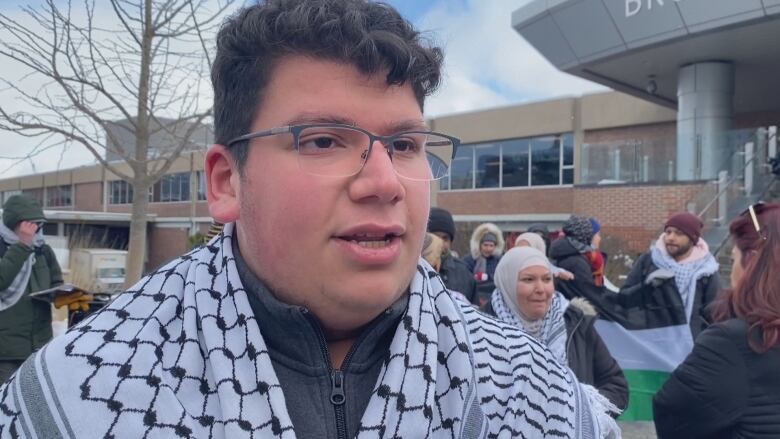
[665, 212, 703, 243]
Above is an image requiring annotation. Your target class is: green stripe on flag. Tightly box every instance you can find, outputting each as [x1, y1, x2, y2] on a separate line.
[618, 369, 671, 421]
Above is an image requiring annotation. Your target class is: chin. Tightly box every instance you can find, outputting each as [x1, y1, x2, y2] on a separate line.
[341, 274, 408, 308]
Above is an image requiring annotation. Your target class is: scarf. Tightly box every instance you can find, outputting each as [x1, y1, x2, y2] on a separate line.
[651, 235, 719, 322]
[585, 251, 605, 287]
[0, 223, 619, 438]
[491, 289, 570, 365]
[0, 222, 44, 311]
[492, 246, 569, 364]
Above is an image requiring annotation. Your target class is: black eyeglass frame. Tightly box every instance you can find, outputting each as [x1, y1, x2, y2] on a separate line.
[225, 123, 461, 180]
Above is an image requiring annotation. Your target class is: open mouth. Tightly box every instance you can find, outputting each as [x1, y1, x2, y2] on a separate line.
[339, 233, 398, 249]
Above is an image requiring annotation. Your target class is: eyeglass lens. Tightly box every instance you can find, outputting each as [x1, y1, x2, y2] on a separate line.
[295, 126, 453, 180]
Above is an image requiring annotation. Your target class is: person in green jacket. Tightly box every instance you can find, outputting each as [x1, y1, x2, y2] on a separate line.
[0, 195, 63, 383]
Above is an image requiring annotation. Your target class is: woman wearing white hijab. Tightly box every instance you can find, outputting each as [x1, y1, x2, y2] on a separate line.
[482, 246, 629, 415]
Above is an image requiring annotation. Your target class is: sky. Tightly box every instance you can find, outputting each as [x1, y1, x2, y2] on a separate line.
[0, 0, 607, 179]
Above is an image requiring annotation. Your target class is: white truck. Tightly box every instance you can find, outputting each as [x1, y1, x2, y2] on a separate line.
[69, 248, 128, 294]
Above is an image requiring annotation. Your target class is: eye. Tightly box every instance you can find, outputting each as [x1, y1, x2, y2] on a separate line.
[391, 134, 425, 154]
[298, 135, 345, 153]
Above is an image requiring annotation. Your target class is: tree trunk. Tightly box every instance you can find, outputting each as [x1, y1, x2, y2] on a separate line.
[125, 180, 150, 287]
[123, 0, 154, 287]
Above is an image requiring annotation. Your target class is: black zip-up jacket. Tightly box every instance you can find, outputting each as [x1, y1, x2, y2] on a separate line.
[234, 239, 406, 439]
[481, 299, 628, 414]
[624, 252, 720, 339]
[653, 318, 780, 438]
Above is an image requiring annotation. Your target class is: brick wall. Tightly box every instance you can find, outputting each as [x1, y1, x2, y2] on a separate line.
[74, 182, 103, 211]
[437, 187, 574, 215]
[572, 182, 706, 252]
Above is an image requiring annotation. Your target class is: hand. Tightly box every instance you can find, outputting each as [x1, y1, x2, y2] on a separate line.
[556, 270, 575, 281]
[644, 268, 675, 287]
[54, 292, 94, 311]
[15, 221, 39, 246]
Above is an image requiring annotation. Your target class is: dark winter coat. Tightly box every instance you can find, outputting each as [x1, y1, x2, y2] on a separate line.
[623, 252, 720, 340]
[0, 195, 63, 362]
[438, 252, 477, 304]
[653, 318, 780, 438]
[481, 298, 629, 413]
[564, 301, 629, 413]
[550, 237, 596, 299]
[462, 254, 500, 281]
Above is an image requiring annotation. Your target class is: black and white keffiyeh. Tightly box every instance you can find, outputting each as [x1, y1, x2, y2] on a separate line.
[0, 223, 619, 438]
[491, 290, 570, 365]
[0, 222, 45, 311]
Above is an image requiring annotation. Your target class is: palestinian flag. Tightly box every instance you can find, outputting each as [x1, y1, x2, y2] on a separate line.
[556, 277, 691, 421]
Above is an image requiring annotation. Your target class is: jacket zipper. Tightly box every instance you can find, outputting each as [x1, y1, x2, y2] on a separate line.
[566, 314, 584, 358]
[303, 310, 370, 439]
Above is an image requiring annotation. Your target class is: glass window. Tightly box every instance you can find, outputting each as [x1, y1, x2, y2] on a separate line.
[530, 137, 560, 186]
[474, 143, 501, 189]
[449, 145, 474, 190]
[197, 171, 207, 201]
[2, 190, 21, 204]
[108, 180, 134, 204]
[562, 168, 574, 185]
[501, 139, 529, 188]
[151, 172, 191, 202]
[21, 188, 44, 206]
[46, 185, 72, 207]
[562, 133, 574, 166]
[439, 132, 573, 191]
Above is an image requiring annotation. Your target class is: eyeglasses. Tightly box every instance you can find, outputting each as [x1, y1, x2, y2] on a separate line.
[226, 124, 459, 181]
[741, 202, 767, 240]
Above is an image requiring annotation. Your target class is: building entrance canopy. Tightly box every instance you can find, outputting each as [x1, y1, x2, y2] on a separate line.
[512, 0, 780, 114]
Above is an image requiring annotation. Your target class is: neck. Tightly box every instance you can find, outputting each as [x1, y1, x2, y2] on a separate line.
[321, 325, 363, 368]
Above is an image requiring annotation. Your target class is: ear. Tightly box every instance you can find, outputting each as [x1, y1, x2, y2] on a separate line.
[205, 144, 241, 223]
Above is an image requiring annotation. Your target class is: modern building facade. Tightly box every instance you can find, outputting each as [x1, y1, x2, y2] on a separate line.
[3, 89, 775, 273]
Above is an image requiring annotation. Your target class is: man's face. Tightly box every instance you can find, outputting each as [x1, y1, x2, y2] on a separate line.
[480, 241, 496, 258]
[431, 231, 452, 253]
[663, 226, 694, 260]
[227, 56, 429, 332]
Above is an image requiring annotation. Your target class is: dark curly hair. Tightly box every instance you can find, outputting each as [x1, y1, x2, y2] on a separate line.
[211, 0, 444, 170]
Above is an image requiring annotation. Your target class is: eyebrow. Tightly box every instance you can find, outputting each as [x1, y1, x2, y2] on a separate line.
[285, 113, 429, 133]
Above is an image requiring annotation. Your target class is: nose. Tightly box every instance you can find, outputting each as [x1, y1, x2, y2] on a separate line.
[347, 140, 405, 203]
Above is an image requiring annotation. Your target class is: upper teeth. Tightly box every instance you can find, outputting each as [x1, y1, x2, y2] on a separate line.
[353, 239, 391, 249]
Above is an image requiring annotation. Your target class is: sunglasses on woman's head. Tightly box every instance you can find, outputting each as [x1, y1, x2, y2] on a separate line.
[740, 202, 767, 240]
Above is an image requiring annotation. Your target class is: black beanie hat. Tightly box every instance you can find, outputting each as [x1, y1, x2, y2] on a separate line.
[428, 207, 456, 241]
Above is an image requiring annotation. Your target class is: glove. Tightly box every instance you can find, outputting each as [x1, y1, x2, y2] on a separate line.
[644, 268, 675, 287]
[54, 292, 94, 312]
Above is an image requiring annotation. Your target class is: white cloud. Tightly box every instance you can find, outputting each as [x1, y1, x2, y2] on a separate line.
[420, 0, 607, 118]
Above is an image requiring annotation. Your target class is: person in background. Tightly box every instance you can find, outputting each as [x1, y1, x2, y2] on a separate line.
[653, 203, 780, 438]
[427, 207, 476, 303]
[526, 223, 551, 256]
[422, 233, 470, 304]
[463, 222, 504, 281]
[0, 195, 63, 383]
[515, 232, 574, 281]
[482, 246, 629, 415]
[550, 215, 598, 299]
[622, 212, 720, 339]
[585, 217, 606, 287]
